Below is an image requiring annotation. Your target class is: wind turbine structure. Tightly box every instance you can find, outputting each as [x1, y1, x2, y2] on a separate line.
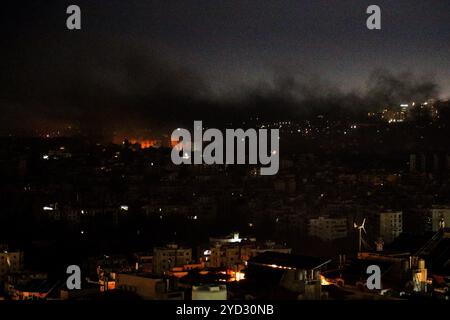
[354, 218, 370, 252]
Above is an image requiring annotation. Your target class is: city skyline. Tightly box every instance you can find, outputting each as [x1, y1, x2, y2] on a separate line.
[1, 0, 450, 305]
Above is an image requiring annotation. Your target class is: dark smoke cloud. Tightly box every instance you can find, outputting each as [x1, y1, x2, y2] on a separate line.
[0, 0, 446, 138]
[366, 69, 439, 107]
[0, 34, 209, 135]
[219, 68, 440, 121]
[0, 33, 441, 137]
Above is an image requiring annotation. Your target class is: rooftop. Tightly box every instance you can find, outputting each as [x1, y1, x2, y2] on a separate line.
[248, 252, 331, 270]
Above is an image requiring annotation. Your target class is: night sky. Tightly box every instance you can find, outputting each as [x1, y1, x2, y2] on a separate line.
[1, 0, 449, 135]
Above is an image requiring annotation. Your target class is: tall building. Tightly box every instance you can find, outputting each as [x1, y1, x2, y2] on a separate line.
[0, 246, 24, 277]
[209, 244, 241, 269]
[308, 216, 348, 242]
[430, 206, 450, 232]
[378, 211, 403, 244]
[153, 244, 192, 275]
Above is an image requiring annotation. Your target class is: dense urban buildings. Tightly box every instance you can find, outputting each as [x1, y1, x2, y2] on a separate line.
[1, 102, 450, 301]
[377, 211, 403, 244]
[1, 0, 450, 306]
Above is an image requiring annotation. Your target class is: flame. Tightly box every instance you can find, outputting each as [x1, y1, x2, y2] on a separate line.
[235, 271, 245, 281]
[321, 275, 331, 285]
[113, 135, 158, 149]
[129, 139, 156, 149]
[227, 269, 246, 282]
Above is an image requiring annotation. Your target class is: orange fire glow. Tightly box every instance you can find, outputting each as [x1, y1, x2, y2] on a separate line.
[170, 139, 179, 148]
[129, 139, 156, 149]
[226, 269, 246, 282]
[235, 271, 245, 281]
[321, 275, 331, 285]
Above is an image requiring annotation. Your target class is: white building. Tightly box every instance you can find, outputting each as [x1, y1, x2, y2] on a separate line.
[0, 247, 24, 277]
[430, 206, 450, 232]
[192, 284, 227, 300]
[308, 216, 348, 241]
[115, 273, 184, 300]
[378, 211, 403, 244]
[153, 244, 192, 275]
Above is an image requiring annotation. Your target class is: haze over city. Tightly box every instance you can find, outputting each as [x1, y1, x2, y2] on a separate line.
[1, 0, 450, 307]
